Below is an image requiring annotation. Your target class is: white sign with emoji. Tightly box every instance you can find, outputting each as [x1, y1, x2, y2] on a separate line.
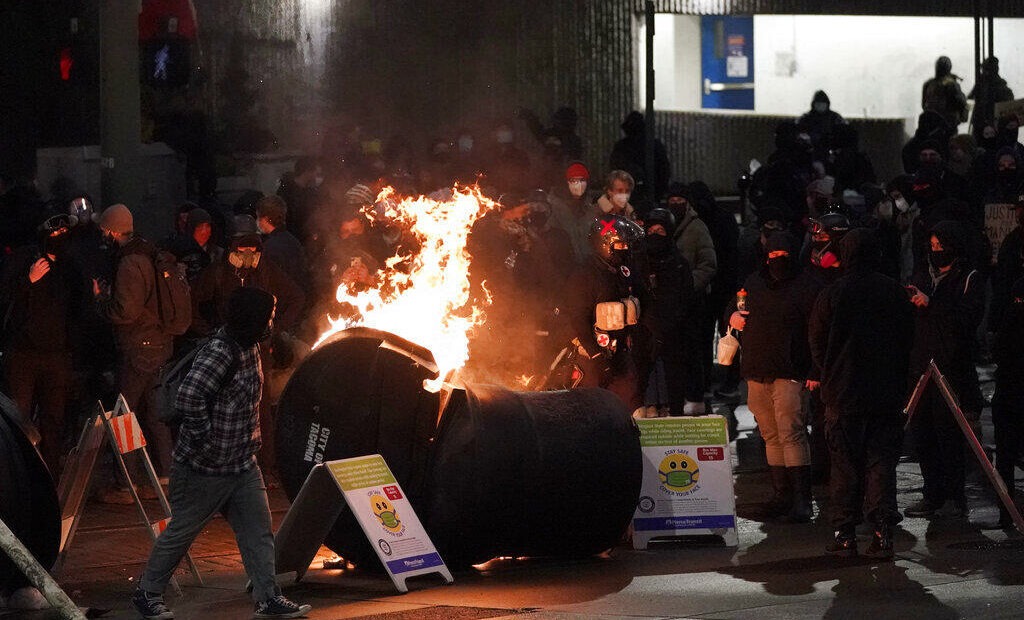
[632, 416, 738, 549]
[326, 454, 453, 592]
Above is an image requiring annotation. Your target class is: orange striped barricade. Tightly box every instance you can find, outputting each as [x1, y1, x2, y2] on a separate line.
[100, 394, 204, 592]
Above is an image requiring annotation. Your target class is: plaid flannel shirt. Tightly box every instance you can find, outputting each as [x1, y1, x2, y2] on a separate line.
[172, 330, 263, 475]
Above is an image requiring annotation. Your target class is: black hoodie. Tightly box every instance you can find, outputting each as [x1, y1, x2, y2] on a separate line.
[808, 229, 914, 416]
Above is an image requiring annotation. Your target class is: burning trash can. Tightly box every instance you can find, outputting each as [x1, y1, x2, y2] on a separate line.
[275, 328, 642, 568]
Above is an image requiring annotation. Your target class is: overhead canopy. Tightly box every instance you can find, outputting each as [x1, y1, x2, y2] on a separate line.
[641, 0, 1024, 17]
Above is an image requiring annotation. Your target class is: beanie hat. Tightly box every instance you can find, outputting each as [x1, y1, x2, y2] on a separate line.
[186, 208, 212, 232]
[345, 184, 376, 208]
[98, 203, 133, 234]
[565, 161, 590, 181]
[225, 287, 276, 347]
[231, 215, 262, 249]
[665, 182, 690, 201]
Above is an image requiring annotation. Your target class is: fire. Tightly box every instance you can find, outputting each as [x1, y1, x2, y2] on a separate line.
[315, 185, 497, 392]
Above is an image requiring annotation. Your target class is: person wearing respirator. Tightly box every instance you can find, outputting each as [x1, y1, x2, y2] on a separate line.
[596, 169, 637, 221]
[548, 161, 601, 263]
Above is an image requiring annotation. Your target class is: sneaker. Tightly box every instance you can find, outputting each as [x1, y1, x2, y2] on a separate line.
[254, 595, 312, 618]
[825, 529, 857, 558]
[863, 526, 894, 560]
[132, 588, 173, 620]
[904, 499, 940, 518]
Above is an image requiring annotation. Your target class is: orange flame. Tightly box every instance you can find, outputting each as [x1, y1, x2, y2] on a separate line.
[315, 185, 497, 391]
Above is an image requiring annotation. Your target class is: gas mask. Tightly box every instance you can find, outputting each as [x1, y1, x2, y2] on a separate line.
[229, 249, 261, 270]
[810, 240, 839, 268]
[568, 180, 587, 198]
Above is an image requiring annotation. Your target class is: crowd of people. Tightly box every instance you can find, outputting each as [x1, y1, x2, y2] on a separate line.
[0, 56, 1023, 611]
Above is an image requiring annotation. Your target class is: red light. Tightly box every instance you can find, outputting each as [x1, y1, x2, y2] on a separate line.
[60, 47, 73, 81]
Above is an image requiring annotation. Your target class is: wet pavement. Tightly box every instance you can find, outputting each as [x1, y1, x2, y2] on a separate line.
[4, 369, 1023, 620]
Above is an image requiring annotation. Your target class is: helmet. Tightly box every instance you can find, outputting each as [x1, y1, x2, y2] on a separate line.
[589, 214, 644, 270]
[644, 207, 676, 234]
[809, 212, 851, 268]
[67, 196, 93, 226]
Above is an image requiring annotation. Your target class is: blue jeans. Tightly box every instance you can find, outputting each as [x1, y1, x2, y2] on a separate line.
[139, 462, 280, 603]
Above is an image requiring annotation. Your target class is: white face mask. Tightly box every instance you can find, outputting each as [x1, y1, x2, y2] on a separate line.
[458, 136, 473, 153]
[496, 129, 514, 144]
[568, 180, 587, 198]
[894, 196, 910, 213]
[611, 192, 629, 209]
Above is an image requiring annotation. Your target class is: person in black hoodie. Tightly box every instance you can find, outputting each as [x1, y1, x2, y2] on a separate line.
[991, 275, 1024, 528]
[0, 215, 85, 477]
[641, 208, 695, 417]
[904, 220, 985, 518]
[728, 231, 819, 522]
[809, 228, 914, 558]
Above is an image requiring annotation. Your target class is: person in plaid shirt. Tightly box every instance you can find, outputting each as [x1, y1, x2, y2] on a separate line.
[132, 288, 312, 619]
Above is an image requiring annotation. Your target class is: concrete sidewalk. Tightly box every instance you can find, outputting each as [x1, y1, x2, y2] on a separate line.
[6, 387, 1024, 620]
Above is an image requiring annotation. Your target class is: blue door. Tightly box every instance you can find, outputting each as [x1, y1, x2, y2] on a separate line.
[701, 16, 754, 110]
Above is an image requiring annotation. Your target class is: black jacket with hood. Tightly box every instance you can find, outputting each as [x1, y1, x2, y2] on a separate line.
[809, 229, 914, 417]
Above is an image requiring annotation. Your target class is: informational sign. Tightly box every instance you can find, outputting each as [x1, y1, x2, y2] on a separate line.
[985, 203, 1019, 264]
[994, 98, 1024, 121]
[632, 416, 737, 549]
[274, 455, 452, 593]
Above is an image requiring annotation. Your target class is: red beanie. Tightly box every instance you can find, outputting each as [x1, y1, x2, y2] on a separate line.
[565, 162, 590, 181]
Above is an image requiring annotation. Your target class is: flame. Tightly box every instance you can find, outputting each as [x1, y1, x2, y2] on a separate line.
[315, 185, 497, 391]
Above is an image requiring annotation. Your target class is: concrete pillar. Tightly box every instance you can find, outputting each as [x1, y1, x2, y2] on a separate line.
[98, 0, 142, 215]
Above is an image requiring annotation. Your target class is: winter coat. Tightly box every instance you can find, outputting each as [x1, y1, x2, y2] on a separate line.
[97, 237, 174, 373]
[809, 230, 914, 417]
[192, 255, 306, 337]
[263, 228, 311, 292]
[672, 208, 718, 293]
[991, 226, 1023, 331]
[908, 260, 985, 408]
[993, 276, 1024, 388]
[734, 266, 819, 382]
[1, 247, 85, 354]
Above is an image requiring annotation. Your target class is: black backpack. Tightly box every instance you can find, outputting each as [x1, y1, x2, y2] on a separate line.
[154, 336, 240, 425]
[151, 250, 192, 337]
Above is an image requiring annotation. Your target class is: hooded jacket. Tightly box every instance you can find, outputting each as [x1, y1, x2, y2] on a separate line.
[734, 232, 819, 382]
[908, 221, 985, 408]
[808, 229, 914, 416]
[672, 206, 718, 293]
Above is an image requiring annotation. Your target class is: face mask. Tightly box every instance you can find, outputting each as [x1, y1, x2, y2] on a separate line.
[876, 201, 893, 221]
[457, 136, 473, 152]
[813, 102, 828, 113]
[43, 233, 70, 258]
[998, 168, 1018, 182]
[379, 511, 400, 529]
[646, 234, 672, 257]
[768, 257, 792, 280]
[496, 130, 514, 144]
[894, 197, 910, 213]
[612, 192, 629, 209]
[228, 249, 261, 270]
[930, 248, 954, 269]
[314, 176, 324, 187]
[568, 180, 587, 198]
[661, 469, 693, 487]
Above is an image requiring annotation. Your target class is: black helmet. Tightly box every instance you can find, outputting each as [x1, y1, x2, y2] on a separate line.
[589, 214, 644, 270]
[644, 207, 676, 234]
[809, 212, 851, 268]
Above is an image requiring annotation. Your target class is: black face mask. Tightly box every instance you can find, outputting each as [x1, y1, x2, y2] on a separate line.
[43, 234, 70, 259]
[646, 234, 673, 257]
[930, 249, 954, 269]
[998, 168, 1018, 183]
[768, 257, 791, 281]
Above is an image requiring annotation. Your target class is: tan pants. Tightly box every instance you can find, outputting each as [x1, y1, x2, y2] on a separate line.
[747, 379, 810, 467]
